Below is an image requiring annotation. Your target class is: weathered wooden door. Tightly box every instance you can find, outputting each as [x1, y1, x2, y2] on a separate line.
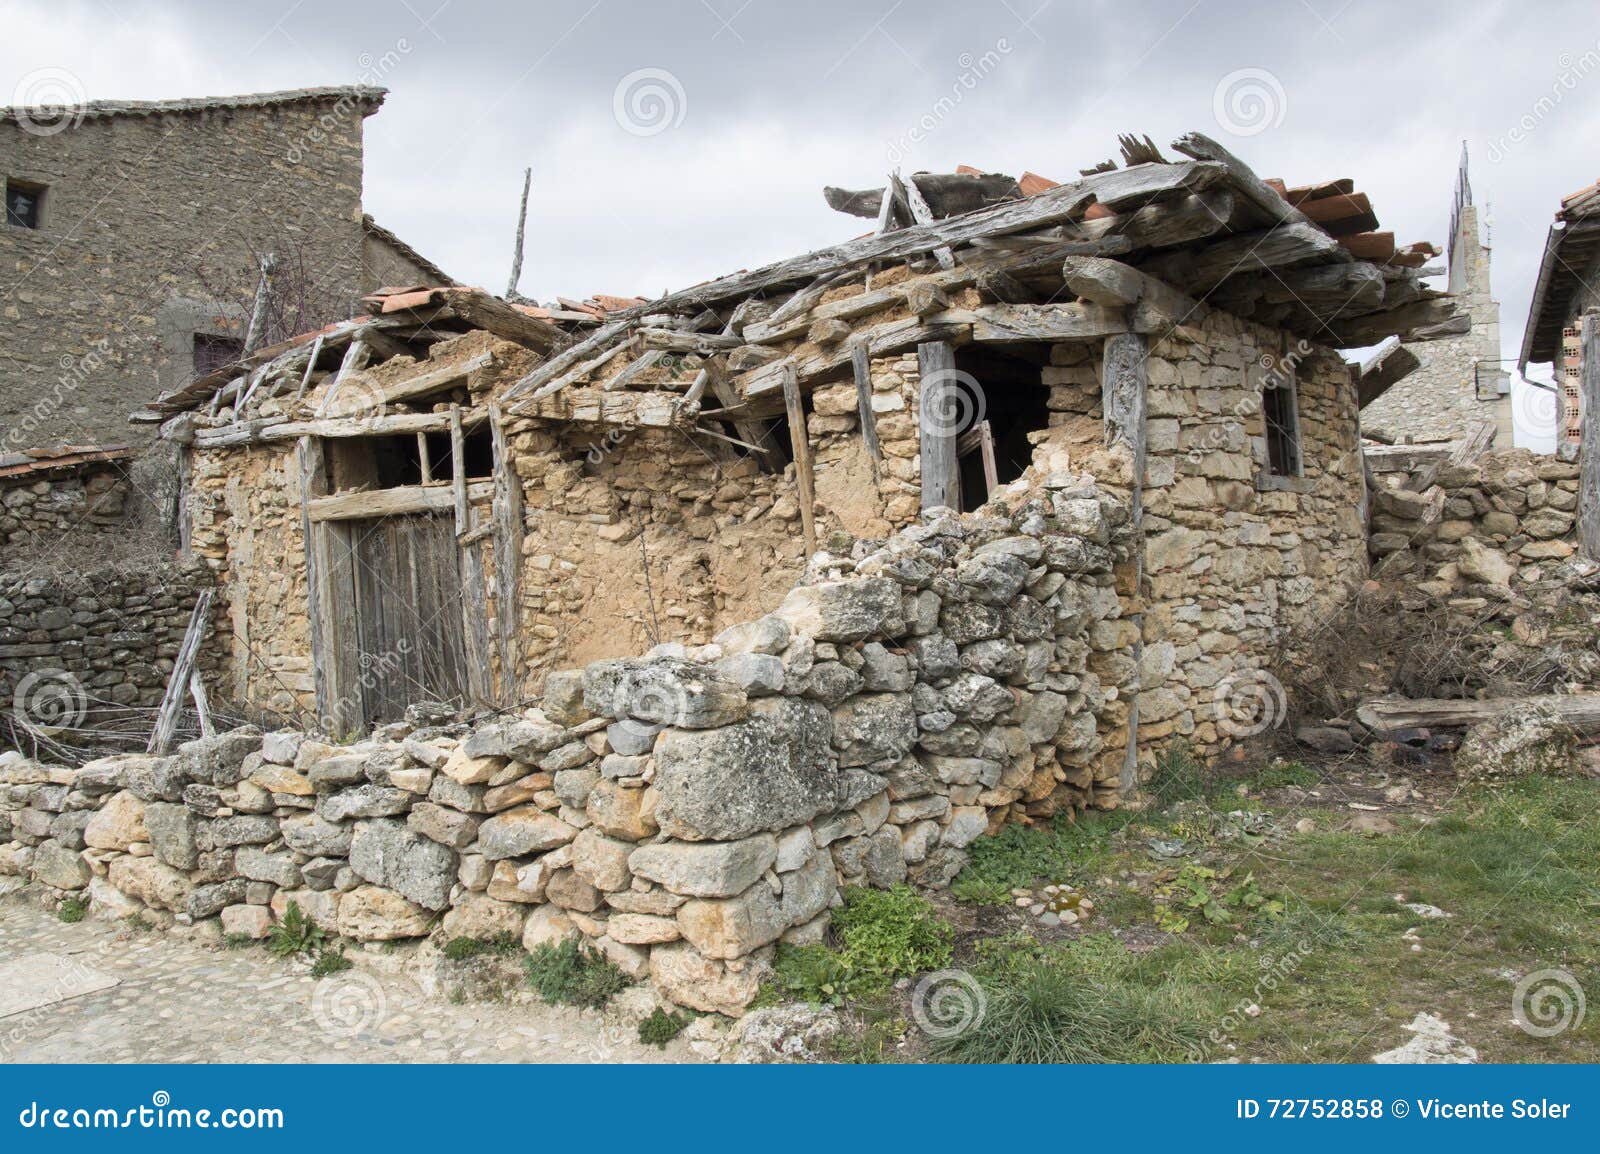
[345, 513, 469, 725]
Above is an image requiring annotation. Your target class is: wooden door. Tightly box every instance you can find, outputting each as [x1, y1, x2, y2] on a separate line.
[345, 513, 468, 726]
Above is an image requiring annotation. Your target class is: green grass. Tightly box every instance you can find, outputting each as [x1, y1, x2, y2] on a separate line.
[56, 897, 87, 923]
[442, 932, 522, 961]
[768, 886, 952, 1004]
[523, 938, 631, 1009]
[951, 808, 1139, 904]
[637, 1008, 690, 1047]
[310, 945, 353, 977]
[265, 900, 325, 958]
[1244, 759, 1321, 791]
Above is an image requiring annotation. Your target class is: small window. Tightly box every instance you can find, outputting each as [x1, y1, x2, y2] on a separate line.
[1262, 378, 1301, 477]
[193, 333, 244, 376]
[5, 181, 44, 229]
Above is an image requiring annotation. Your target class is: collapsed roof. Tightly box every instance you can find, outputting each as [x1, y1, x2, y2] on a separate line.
[137, 131, 1457, 438]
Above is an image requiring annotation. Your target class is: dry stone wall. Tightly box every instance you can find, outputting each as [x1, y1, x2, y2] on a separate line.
[1, 470, 1135, 1015]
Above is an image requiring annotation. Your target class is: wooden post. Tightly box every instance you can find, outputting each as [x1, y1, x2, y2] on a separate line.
[978, 420, 999, 495]
[850, 341, 882, 482]
[489, 404, 523, 704]
[781, 364, 818, 556]
[452, 405, 493, 705]
[1580, 313, 1600, 560]
[148, 589, 214, 754]
[506, 166, 532, 298]
[1100, 332, 1148, 797]
[917, 340, 961, 512]
[297, 437, 331, 722]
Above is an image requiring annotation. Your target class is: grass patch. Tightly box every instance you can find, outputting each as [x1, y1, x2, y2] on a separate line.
[223, 933, 259, 950]
[523, 938, 631, 1009]
[951, 809, 1138, 904]
[769, 886, 953, 1004]
[1244, 759, 1320, 791]
[310, 945, 353, 977]
[638, 1008, 690, 1047]
[56, 897, 87, 923]
[265, 900, 325, 958]
[442, 932, 521, 962]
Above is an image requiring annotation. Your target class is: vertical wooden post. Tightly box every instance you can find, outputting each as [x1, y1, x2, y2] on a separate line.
[917, 340, 961, 513]
[452, 406, 493, 705]
[978, 420, 999, 495]
[1580, 312, 1600, 559]
[490, 404, 524, 704]
[1100, 332, 1149, 798]
[781, 364, 818, 556]
[416, 432, 433, 484]
[850, 341, 882, 482]
[297, 437, 331, 722]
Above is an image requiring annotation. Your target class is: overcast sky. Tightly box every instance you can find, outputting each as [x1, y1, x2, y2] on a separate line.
[5, 0, 1598, 381]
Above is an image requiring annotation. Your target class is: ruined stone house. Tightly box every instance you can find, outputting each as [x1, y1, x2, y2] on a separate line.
[1362, 147, 1511, 445]
[131, 132, 1456, 803]
[0, 86, 448, 450]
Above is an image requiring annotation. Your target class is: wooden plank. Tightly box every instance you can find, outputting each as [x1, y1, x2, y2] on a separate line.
[1171, 132, 1312, 229]
[416, 432, 433, 484]
[297, 438, 331, 719]
[959, 302, 1131, 343]
[502, 319, 630, 402]
[147, 588, 214, 754]
[372, 351, 492, 407]
[606, 160, 1225, 318]
[1062, 256, 1146, 305]
[293, 334, 324, 403]
[316, 339, 371, 417]
[452, 405, 493, 706]
[1101, 332, 1149, 472]
[917, 340, 961, 513]
[490, 404, 523, 703]
[741, 313, 972, 399]
[607, 349, 665, 391]
[308, 481, 495, 521]
[850, 341, 882, 480]
[1357, 692, 1600, 734]
[1581, 312, 1600, 559]
[261, 410, 486, 441]
[903, 174, 956, 269]
[1144, 222, 1348, 291]
[979, 420, 999, 495]
[705, 368, 778, 469]
[781, 365, 817, 556]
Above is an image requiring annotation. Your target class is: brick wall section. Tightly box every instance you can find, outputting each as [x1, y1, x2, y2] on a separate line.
[0, 93, 436, 450]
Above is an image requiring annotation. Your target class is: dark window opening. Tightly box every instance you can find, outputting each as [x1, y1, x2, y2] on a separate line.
[1262, 380, 1302, 477]
[193, 333, 244, 377]
[327, 426, 496, 492]
[5, 180, 44, 229]
[952, 345, 1051, 512]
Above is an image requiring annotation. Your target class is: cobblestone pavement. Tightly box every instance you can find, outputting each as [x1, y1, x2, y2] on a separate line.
[0, 897, 695, 1063]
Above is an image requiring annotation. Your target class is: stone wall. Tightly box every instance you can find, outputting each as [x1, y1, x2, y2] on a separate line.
[0, 563, 212, 738]
[0, 469, 1134, 1015]
[1, 466, 134, 556]
[0, 92, 436, 449]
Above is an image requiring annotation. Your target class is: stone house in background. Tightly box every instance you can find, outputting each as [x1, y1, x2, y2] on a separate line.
[0, 86, 449, 451]
[1520, 176, 1600, 449]
[1362, 147, 1511, 445]
[132, 132, 1457, 813]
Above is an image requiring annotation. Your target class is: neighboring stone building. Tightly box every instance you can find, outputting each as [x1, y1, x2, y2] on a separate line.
[0, 86, 449, 451]
[1520, 177, 1600, 449]
[1362, 147, 1511, 444]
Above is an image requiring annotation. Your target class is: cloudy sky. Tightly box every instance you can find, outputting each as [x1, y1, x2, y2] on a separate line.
[5, 0, 1598, 385]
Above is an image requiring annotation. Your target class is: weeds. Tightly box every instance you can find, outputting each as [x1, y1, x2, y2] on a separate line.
[951, 810, 1137, 904]
[56, 897, 87, 924]
[523, 939, 631, 1009]
[310, 945, 353, 977]
[638, 1008, 690, 1047]
[265, 900, 325, 958]
[442, 933, 521, 962]
[769, 886, 952, 1004]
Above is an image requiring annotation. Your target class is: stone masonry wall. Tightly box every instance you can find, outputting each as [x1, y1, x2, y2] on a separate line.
[0, 563, 212, 738]
[1, 467, 134, 555]
[1, 96, 383, 449]
[0, 467, 1134, 1016]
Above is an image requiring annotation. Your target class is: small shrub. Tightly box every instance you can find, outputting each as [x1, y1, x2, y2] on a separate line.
[310, 945, 353, 977]
[1148, 741, 1213, 809]
[56, 897, 87, 924]
[442, 932, 521, 962]
[223, 933, 258, 950]
[266, 900, 325, 958]
[769, 887, 953, 1004]
[637, 1008, 690, 1047]
[524, 938, 631, 1009]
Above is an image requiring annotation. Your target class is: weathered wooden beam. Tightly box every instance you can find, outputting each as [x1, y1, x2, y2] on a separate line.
[918, 340, 961, 513]
[1357, 692, 1600, 734]
[147, 589, 214, 754]
[258, 410, 487, 442]
[1062, 256, 1147, 305]
[827, 172, 1022, 219]
[1326, 298, 1464, 347]
[306, 481, 495, 522]
[1143, 222, 1348, 292]
[903, 174, 956, 270]
[1580, 312, 1600, 558]
[453, 405, 493, 706]
[1171, 132, 1313, 229]
[850, 341, 882, 481]
[490, 404, 523, 704]
[503, 320, 629, 402]
[781, 364, 818, 556]
[741, 313, 971, 398]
